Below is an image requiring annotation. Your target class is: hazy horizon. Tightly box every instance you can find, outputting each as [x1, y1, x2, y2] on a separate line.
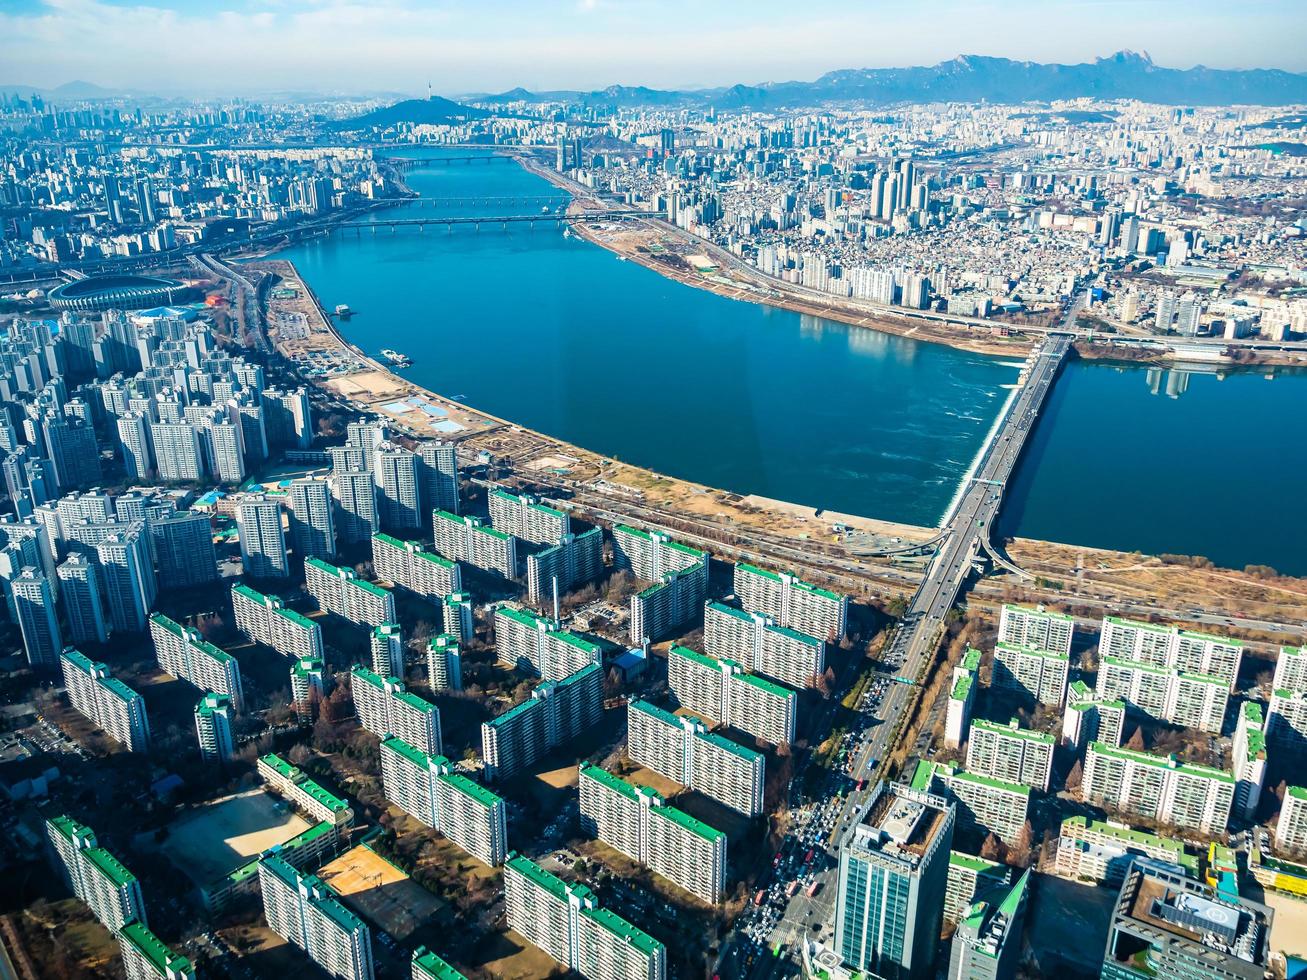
[2, 0, 1305, 98]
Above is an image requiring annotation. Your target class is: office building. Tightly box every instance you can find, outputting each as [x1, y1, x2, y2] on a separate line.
[195, 692, 234, 764]
[331, 469, 378, 544]
[259, 854, 374, 980]
[913, 762, 1030, 846]
[291, 656, 326, 720]
[997, 604, 1074, 656]
[488, 488, 570, 545]
[13, 566, 62, 667]
[666, 643, 797, 745]
[379, 736, 507, 866]
[704, 600, 825, 690]
[417, 441, 459, 517]
[734, 562, 848, 641]
[614, 525, 708, 642]
[503, 853, 666, 980]
[118, 920, 195, 980]
[946, 870, 1029, 980]
[1232, 701, 1267, 820]
[579, 765, 727, 904]
[288, 478, 335, 559]
[1053, 817, 1194, 885]
[1098, 617, 1242, 692]
[231, 584, 323, 660]
[149, 612, 243, 709]
[305, 557, 395, 627]
[238, 493, 288, 578]
[1099, 860, 1271, 980]
[46, 815, 146, 933]
[431, 510, 516, 579]
[1062, 680, 1127, 749]
[61, 648, 151, 751]
[481, 664, 602, 782]
[1276, 787, 1307, 854]
[369, 622, 405, 677]
[493, 604, 602, 680]
[427, 634, 462, 692]
[149, 511, 218, 587]
[1082, 742, 1235, 836]
[1096, 657, 1229, 734]
[992, 641, 1068, 708]
[58, 552, 109, 644]
[626, 698, 765, 816]
[834, 782, 955, 979]
[945, 853, 1010, 925]
[372, 532, 461, 601]
[442, 592, 474, 644]
[351, 667, 441, 757]
[965, 719, 1055, 793]
[526, 528, 603, 604]
[258, 753, 354, 827]
[95, 524, 155, 633]
[945, 648, 981, 749]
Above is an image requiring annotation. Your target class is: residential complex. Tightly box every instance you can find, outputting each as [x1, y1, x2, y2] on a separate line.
[305, 557, 396, 627]
[1062, 680, 1126, 750]
[1053, 817, 1195, 885]
[61, 647, 151, 751]
[369, 622, 405, 677]
[380, 736, 508, 866]
[488, 487, 570, 545]
[626, 698, 765, 817]
[442, 592, 474, 645]
[997, 604, 1074, 656]
[613, 525, 707, 644]
[1276, 787, 1307, 855]
[259, 854, 374, 980]
[431, 509, 516, 579]
[46, 815, 146, 933]
[667, 643, 797, 746]
[117, 920, 195, 980]
[412, 948, 466, 980]
[834, 782, 955, 979]
[481, 664, 602, 781]
[237, 493, 289, 579]
[964, 718, 1054, 793]
[371, 532, 461, 602]
[578, 765, 728, 904]
[258, 753, 355, 827]
[992, 641, 1069, 707]
[1082, 742, 1235, 836]
[493, 604, 602, 680]
[1232, 701, 1268, 820]
[290, 656, 326, 719]
[149, 612, 243, 710]
[286, 477, 335, 560]
[1097, 617, 1243, 692]
[913, 762, 1031, 846]
[231, 583, 324, 660]
[704, 600, 825, 690]
[733, 561, 848, 641]
[503, 853, 666, 980]
[944, 852, 1010, 926]
[1096, 657, 1229, 733]
[351, 667, 442, 756]
[526, 528, 603, 604]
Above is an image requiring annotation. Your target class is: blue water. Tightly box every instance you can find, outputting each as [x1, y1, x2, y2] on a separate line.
[274, 153, 1017, 528]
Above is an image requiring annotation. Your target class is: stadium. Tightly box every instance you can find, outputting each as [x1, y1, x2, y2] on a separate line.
[47, 273, 195, 312]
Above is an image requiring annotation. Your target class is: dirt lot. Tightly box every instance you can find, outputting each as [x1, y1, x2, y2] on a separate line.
[317, 844, 448, 941]
[156, 789, 311, 885]
[462, 929, 565, 979]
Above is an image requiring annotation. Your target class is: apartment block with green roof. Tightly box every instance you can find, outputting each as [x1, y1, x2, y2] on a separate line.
[1232, 700, 1268, 820]
[1273, 644, 1307, 696]
[965, 718, 1055, 793]
[118, 919, 195, 980]
[1053, 815, 1194, 885]
[998, 604, 1074, 656]
[60, 647, 151, 752]
[412, 947, 467, 980]
[578, 765, 727, 904]
[488, 487, 570, 546]
[305, 556, 396, 628]
[946, 648, 982, 749]
[917, 762, 1031, 846]
[259, 854, 373, 980]
[231, 583, 324, 661]
[45, 815, 146, 933]
[704, 599, 825, 690]
[1276, 785, 1307, 854]
[666, 643, 797, 746]
[734, 561, 848, 642]
[493, 603, 601, 681]
[1097, 656, 1229, 734]
[480, 664, 603, 782]
[992, 640, 1068, 708]
[946, 870, 1030, 980]
[257, 753, 354, 827]
[526, 526, 603, 604]
[945, 852, 1011, 925]
[352, 667, 442, 757]
[1082, 741, 1235, 836]
[1098, 616, 1243, 693]
[371, 532, 462, 602]
[149, 612, 244, 710]
[431, 509, 516, 580]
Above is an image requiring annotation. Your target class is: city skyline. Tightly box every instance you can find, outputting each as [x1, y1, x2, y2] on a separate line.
[2, 0, 1305, 95]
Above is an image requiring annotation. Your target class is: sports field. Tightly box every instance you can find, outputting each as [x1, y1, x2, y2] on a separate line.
[317, 844, 447, 940]
[159, 789, 310, 884]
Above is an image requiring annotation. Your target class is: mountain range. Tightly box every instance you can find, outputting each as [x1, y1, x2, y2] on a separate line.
[469, 51, 1307, 109]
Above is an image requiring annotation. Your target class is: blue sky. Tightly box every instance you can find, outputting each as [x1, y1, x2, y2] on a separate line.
[2, 0, 1304, 95]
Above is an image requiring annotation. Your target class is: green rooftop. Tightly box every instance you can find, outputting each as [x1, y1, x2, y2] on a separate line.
[697, 729, 762, 764]
[949, 851, 1005, 874]
[413, 948, 467, 980]
[352, 577, 392, 599]
[707, 600, 753, 623]
[581, 905, 664, 958]
[274, 605, 318, 631]
[505, 853, 568, 900]
[630, 698, 683, 728]
[119, 920, 192, 978]
[496, 604, 544, 628]
[382, 735, 438, 769]
[738, 561, 781, 582]
[580, 764, 642, 803]
[85, 846, 137, 888]
[960, 647, 982, 672]
[652, 801, 725, 843]
[232, 582, 270, 604]
[971, 718, 1054, 744]
[149, 612, 185, 638]
[995, 640, 1068, 661]
[1087, 742, 1235, 782]
[938, 765, 1031, 797]
[440, 771, 503, 810]
[951, 674, 973, 702]
[671, 644, 720, 670]
[735, 670, 795, 701]
[99, 676, 142, 705]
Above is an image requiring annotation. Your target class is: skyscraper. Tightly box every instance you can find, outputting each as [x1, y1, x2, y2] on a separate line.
[95, 524, 155, 633]
[287, 478, 335, 560]
[258, 855, 374, 980]
[834, 781, 955, 980]
[150, 421, 205, 482]
[12, 566, 62, 668]
[149, 511, 218, 588]
[58, 552, 109, 644]
[42, 413, 101, 492]
[116, 412, 152, 480]
[238, 494, 289, 579]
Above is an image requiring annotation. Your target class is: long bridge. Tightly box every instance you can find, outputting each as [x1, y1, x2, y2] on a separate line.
[387, 154, 518, 171]
[327, 209, 658, 231]
[388, 195, 570, 209]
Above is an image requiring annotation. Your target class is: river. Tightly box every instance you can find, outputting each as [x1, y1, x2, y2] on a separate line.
[270, 150, 1307, 573]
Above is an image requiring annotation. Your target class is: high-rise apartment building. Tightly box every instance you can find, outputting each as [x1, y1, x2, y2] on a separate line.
[371, 532, 461, 601]
[526, 528, 603, 604]
[997, 604, 1074, 656]
[733, 561, 848, 641]
[578, 765, 727, 904]
[149, 511, 218, 587]
[613, 525, 707, 643]
[1274, 644, 1307, 695]
[945, 648, 981, 749]
[46, 815, 146, 933]
[493, 604, 601, 680]
[481, 665, 602, 781]
[1098, 617, 1243, 692]
[58, 552, 109, 644]
[95, 523, 155, 632]
[351, 667, 441, 757]
[373, 442, 421, 532]
[834, 782, 955, 979]
[331, 469, 378, 544]
[503, 853, 666, 980]
[488, 488, 570, 545]
[431, 510, 516, 579]
[194, 691, 234, 764]
[704, 600, 825, 689]
[287, 478, 335, 560]
[237, 494, 288, 578]
[427, 634, 462, 692]
[946, 870, 1029, 980]
[379, 736, 507, 866]
[117, 920, 195, 980]
[370, 622, 405, 677]
[1062, 680, 1126, 749]
[258, 753, 354, 827]
[116, 412, 152, 480]
[442, 592, 474, 644]
[1082, 742, 1235, 836]
[417, 441, 459, 517]
[913, 762, 1030, 846]
[625, 698, 765, 816]
[231, 584, 324, 660]
[305, 557, 395, 627]
[1231, 701, 1267, 820]
[13, 566, 62, 668]
[259, 854, 374, 980]
[61, 647, 151, 751]
[290, 656, 326, 720]
[964, 718, 1055, 793]
[666, 644, 797, 746]
[1096, 657, 1229, 734]
[149, 612, 243, 709]
[150, 421, 203, 482]
[992, 641, 1069, 707]
[1276, 787, 1307, 854]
